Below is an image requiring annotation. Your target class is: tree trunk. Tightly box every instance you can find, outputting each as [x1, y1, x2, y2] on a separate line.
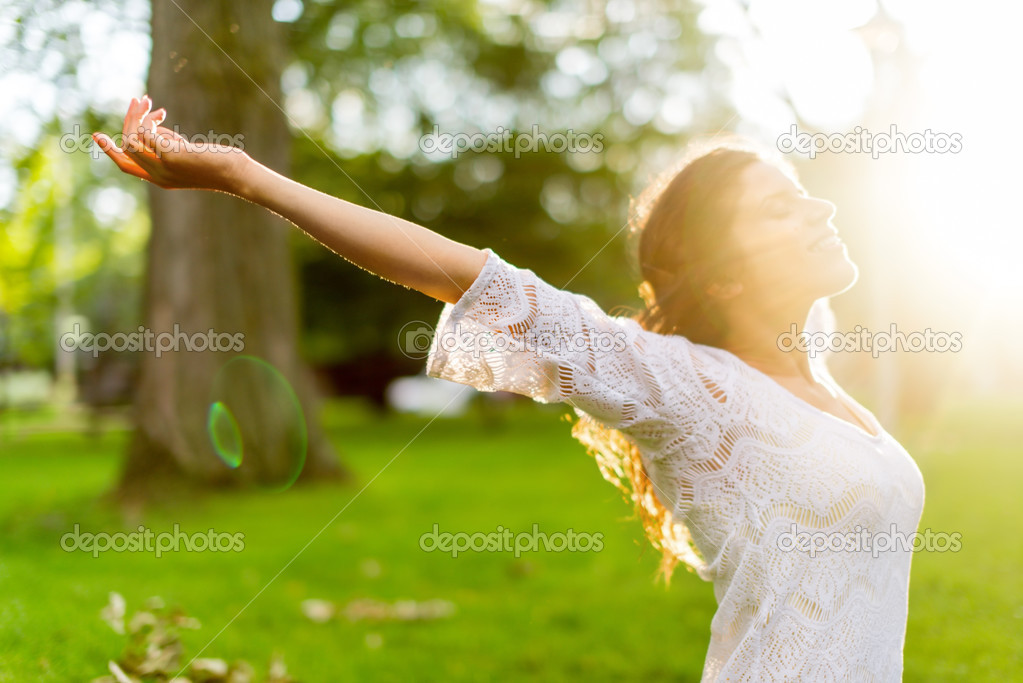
[118, 0, 344, 498]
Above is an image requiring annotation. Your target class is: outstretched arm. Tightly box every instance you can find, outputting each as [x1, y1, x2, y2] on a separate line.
[92, 95, 486, 304]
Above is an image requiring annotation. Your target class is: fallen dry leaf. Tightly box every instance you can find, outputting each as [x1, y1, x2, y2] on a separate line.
[100, 593, 127, 635]
[299, 599, 335, 623]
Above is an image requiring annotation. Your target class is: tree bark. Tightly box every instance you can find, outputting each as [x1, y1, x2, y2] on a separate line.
[118, 0, 344, 498]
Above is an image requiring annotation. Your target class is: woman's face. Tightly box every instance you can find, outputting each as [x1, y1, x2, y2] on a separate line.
[719, 160, 858, 303]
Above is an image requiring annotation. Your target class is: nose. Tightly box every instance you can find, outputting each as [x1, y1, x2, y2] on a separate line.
[805, 196, 836, 224]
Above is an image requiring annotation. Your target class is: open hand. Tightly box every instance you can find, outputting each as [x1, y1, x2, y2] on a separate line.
[92, 95, 248, 193]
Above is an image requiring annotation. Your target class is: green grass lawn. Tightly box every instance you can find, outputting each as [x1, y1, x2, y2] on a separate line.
[0, 396, 1019, 681]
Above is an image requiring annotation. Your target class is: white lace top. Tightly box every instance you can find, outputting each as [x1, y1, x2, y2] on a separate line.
[426, 249, 926, 682]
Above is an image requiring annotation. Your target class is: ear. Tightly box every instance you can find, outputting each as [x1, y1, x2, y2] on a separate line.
[705, 280, 743, 301]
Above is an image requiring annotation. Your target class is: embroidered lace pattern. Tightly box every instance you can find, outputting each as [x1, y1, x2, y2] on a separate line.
[426, 249, 926, 682]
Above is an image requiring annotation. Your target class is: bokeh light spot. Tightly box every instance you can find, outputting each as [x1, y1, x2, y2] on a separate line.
[207, 355, 307, 491]
[207, 401, 243, 468]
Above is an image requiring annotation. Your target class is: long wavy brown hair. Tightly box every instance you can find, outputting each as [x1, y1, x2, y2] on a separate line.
[570, 140, 788, 586]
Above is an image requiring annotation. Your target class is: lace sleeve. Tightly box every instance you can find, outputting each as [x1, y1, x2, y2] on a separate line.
[425, 248, 676, 435]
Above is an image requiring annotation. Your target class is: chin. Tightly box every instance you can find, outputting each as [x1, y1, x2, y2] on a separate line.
[817, 254, 859, 298]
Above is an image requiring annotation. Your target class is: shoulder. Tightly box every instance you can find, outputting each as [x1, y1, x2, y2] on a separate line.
[630, 330, 752, 415]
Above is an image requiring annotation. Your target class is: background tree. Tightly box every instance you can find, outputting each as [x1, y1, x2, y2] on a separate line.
[118, 0, 343, 496]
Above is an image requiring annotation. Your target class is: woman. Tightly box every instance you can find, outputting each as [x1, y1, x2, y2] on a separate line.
[94, 96, 925, 681]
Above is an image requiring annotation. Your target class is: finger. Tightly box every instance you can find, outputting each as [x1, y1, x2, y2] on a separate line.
[123, 140, 162, 169]
[121, 112, 164, 161]
[122, 96, 153, 153]
[94, 132, 133, 158]
[121, 97, 140, 143]
[156, 125, 186, 143]
[137, 126, 174, 158]
[137, 109, 171, 155]
[142, 107, 166, 131]
[122, 98, 142, 153]
[153, 126, 190, 157]
[94, 132, 147, 173]
[93, 133, 155, 182]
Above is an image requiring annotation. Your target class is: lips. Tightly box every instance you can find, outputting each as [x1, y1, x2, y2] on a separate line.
[806, 231, 843, 253]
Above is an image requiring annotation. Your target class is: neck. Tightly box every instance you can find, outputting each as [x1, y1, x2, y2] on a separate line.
[719, 297, 819, 384]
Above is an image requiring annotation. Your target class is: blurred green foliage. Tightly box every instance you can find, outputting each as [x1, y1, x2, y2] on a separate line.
[1, 0, 731, 373]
